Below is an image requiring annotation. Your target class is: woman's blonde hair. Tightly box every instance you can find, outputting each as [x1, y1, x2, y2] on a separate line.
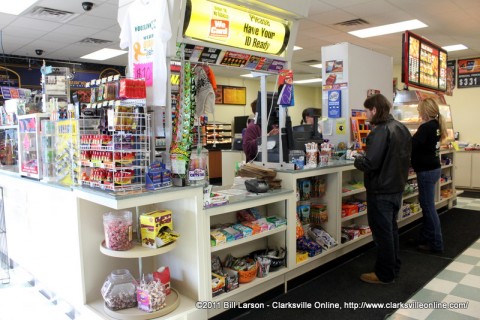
[418, 98, 448, 141]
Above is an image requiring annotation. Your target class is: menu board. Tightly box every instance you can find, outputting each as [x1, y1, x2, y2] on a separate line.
[402, 31, 447, 92]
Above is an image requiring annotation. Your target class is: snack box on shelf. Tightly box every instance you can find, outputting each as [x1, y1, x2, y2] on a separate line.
[140, 210, 173, 248]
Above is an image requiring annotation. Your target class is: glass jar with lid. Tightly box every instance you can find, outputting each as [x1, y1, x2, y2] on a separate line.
[103, 210, 133, 251]
[101, 269, 138, 311]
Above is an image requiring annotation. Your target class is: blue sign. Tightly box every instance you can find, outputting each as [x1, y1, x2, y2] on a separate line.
[327, 90, 341, 118]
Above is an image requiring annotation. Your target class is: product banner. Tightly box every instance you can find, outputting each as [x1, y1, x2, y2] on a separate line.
[457, 57, 480, 88]
[1, 86, 31, 99]
[327, 90, 342, 118]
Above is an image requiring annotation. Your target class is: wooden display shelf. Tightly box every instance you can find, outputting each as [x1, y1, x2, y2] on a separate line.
[100, 241, 176, 258]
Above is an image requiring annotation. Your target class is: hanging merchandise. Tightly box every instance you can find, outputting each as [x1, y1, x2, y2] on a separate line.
[194, 65, 215, 116]
[170, 61, 195, 183]
[119, 0, 172, 106]
[277, 69, 295, 107]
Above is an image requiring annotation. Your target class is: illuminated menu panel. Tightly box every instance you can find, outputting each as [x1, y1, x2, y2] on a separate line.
[183, 0, 290, 56]
[403, 31, 447, 92]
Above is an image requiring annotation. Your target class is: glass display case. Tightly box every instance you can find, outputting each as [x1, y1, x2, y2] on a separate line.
[0, 125, 19, 171]
[17, 113, 50, 179]
[393, 90, 454, 144]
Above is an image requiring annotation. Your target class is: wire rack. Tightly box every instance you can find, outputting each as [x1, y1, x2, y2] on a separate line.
[80, 111, 151, 193]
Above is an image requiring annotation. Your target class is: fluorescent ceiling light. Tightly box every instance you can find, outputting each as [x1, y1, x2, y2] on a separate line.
[348, 19, 427, 38]
[0, 0, 38, 15]
[442, 44, 468, 52]
[240, 74, 254, 78]
[310, 63, 323, 69]
[293, 46, 303, 51]
[81, 49, 127, 60]
[293, 78, 322, 84]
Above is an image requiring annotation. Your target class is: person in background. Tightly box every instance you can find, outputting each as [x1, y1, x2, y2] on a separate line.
[354, 93, 411, 284]
[242, 99, 279, 162]
[301, 107, 321, 125]
[410, 98, 447, 254]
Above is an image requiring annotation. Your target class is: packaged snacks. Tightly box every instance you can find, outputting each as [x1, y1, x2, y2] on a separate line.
[310, 203, 328, 223]
[210, 229, 226, 246]
[231, 224, 252, 237]
[140, 210, 173, 248]
[153, 266, 171, 295]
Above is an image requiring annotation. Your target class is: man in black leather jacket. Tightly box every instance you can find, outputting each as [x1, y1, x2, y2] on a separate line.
[354, 93, 411, 284]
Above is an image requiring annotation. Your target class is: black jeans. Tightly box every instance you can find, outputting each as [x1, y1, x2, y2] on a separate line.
[366, 192, 403, 282]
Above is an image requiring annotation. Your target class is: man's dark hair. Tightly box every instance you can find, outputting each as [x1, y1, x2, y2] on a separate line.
[364, 93, 392, 124]
[250, 99, 257, 114]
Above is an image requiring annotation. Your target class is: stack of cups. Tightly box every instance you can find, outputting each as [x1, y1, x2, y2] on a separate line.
[305, 142, 318, 168]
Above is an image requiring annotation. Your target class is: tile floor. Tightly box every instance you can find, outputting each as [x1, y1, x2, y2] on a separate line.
[388, 196, 480, 320]
[0, 196, 479, 320]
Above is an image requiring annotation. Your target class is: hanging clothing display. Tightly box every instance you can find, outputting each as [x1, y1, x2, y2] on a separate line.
[119, 0, 172, 106]
[194, 65, 215, 117]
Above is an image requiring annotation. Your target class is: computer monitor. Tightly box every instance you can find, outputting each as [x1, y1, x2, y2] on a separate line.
[290, 123, 323, 151]
[233, 115, 249, 135]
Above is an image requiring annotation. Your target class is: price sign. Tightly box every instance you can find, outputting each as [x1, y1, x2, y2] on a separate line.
[458, 76, 480, 88]
[457, 58, 480, 88]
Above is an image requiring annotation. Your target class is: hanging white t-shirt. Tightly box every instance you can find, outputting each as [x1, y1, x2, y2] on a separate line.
[120, 0, 172, 106]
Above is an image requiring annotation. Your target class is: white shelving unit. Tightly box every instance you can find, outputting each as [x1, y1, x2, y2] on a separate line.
[204, 189, 292, 318]
[0, 156, 457, 320]
[98, 238, 181, 320]
[74, 185, 207, 320]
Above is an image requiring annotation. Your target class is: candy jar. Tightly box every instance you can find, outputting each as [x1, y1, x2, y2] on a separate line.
[101, 269, 138, 311]
[103, 210, 133, 250]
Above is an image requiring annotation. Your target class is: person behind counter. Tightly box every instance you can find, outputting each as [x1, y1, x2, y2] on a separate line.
[409, 98, 447, 254]
[353, 93, 411, 285]
[301, 107, 322, 125]
[242, 99, 279, 162]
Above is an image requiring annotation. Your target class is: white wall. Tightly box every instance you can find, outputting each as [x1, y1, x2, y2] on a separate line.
[393, 64, 480, 144]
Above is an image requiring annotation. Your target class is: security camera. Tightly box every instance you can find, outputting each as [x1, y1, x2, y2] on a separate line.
[82, 2, 93, 11]
[35, 49, 44, 56]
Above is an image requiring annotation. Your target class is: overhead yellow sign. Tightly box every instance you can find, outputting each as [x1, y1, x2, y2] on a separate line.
[183, 0, 290, 56]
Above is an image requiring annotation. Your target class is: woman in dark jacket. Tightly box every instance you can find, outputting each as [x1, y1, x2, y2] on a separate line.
[411, 98, 447, 253]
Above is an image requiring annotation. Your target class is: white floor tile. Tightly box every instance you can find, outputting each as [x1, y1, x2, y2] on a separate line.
[462, 248, 480, 258]
[459, 274, 480, 289]
[446, 261, 475, 274]
[395, 299, 434, 319]
[442, 294, 480, 318]
[424, 278, 458, 294]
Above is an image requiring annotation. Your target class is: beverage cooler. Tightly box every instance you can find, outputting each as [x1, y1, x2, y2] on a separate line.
[18, 113, 50, 179]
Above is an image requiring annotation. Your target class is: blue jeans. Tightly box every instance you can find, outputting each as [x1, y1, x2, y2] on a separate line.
[366, 192, 402, 282]
[416, 168, 443, 251]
